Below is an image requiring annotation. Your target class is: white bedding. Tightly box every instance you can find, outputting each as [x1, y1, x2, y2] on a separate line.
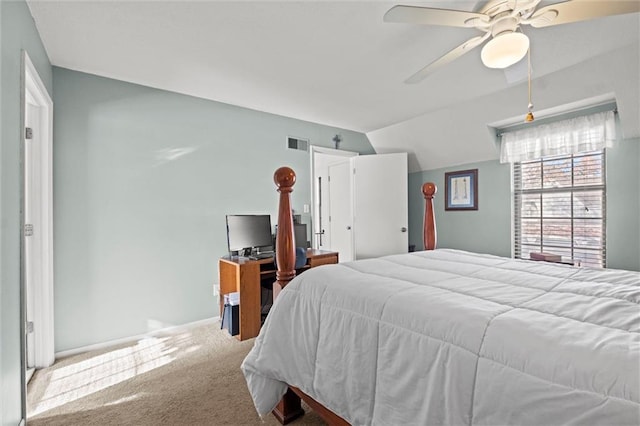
[241, 249, 640, 425]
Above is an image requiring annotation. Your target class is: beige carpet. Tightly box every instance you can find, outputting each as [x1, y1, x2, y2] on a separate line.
[27, 322, 325, 425]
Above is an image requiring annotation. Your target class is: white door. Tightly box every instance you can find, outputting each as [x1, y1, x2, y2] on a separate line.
[22, 51, 55, 375]
[328, 161, 354, 261]
[352, 153, 408, 259]
[24, 99, 41, 376]
[310, 146, 357, 250]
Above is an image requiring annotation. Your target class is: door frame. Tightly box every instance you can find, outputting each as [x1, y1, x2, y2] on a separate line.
[309, 145, 357, 250]
[20, 51, 55, 390]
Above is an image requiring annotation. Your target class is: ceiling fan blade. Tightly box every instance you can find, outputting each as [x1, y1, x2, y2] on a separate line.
[384, 5, 489, 28]
[529, 0, 640, 28]
[405, 33, 490, 84]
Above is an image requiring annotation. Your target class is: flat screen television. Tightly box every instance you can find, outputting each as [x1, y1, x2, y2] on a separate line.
[226, 215, 273, 254]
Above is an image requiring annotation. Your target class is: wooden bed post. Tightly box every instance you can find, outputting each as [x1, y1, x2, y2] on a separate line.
[272, 166, 402, 426]
[272, 167, 305, 424]
[273, 167, 297, 302]
[422, 182, 437, 250]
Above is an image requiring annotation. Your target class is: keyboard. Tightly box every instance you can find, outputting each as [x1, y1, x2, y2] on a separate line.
[249, 252, 274, 260]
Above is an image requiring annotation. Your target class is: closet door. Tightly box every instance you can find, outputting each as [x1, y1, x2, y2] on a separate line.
[328, 161, 354, 262]
[352, 153, 408, 259]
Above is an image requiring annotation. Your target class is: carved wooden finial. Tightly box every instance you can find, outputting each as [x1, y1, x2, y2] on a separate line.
[274, 167, 296, 191]
[422, 182, 437, 251]
[273, 167, 297, 300]
[422, 182, 437, 199]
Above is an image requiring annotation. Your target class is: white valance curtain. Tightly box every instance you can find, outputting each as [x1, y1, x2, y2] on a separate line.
[500, 110, 616, 163]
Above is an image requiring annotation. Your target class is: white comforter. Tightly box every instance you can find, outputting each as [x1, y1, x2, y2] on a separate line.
[242, 249, 640, 425]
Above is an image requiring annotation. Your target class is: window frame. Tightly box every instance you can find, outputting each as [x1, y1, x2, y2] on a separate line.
[513, 150, 607, 268]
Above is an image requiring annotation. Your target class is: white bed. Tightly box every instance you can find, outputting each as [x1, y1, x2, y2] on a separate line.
[242, 248, 640, 425]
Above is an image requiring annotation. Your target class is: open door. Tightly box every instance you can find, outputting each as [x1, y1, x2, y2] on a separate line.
[21, 51, 55, 378]
[328, 153, 408, 261]
[24, 98, 40, 381]
[352, 153, 408, 259]
[328, 161, 354, 262]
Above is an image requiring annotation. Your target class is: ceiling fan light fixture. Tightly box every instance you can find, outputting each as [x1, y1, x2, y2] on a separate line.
[480, 32, 530, 69]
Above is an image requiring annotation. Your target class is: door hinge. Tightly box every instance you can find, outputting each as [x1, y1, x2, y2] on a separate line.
[24, 223, 34, 237]
[353, 168, 356, 174]
[25, 127, 33, 140]
[26, 321, 34, 334]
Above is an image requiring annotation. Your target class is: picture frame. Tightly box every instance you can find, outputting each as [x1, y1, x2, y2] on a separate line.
[445, 169, 478, 211]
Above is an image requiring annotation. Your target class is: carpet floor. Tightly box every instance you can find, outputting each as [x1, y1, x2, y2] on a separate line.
[27, 322, 325, 425]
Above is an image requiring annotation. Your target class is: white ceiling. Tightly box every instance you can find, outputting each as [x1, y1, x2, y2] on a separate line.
[27, 1, 640, 172]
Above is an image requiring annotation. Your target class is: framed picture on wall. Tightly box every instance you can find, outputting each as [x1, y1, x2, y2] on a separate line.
[445, 169, 478, 211]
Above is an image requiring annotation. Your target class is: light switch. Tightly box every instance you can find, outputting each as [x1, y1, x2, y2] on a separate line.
[303, 204, 310, 213]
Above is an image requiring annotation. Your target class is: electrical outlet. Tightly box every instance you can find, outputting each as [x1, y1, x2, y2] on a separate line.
[303, 204, 310, 213]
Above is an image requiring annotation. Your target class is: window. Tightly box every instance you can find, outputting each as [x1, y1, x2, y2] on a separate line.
[513, 150, 606, 267]
[503, 108, 614, 268]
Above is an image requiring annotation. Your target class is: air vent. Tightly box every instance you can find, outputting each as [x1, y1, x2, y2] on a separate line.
[287, 136, 309, 152]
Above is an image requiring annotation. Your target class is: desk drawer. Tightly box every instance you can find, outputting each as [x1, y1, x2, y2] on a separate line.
[309, 254, 338, 268]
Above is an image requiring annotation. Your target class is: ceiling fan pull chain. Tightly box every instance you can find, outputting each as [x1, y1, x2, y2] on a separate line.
[525, 46, 534, 123]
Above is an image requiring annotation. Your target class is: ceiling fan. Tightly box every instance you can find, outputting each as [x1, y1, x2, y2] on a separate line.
[384, 0, 640, 84]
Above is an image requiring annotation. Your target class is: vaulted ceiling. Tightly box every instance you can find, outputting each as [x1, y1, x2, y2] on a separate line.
[27, 1, 640, 171]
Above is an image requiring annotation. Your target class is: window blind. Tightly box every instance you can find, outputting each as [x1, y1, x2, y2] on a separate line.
[514, 150, 606, 268]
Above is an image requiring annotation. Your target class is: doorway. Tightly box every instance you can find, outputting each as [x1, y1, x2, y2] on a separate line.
[309, 146, 357, 252]
[21, 50, 55, 415]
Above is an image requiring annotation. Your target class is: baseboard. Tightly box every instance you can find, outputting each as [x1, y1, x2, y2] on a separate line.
[55, 316, 220, 359]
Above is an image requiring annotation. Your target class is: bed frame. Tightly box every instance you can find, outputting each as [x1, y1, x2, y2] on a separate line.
[270, 167, 437, 425]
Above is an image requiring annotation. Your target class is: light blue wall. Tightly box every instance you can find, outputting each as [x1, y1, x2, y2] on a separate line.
[408, 139, 640, 271]
[1, 1, 52, 424]
[606, 137, 640, 271]
[408, 159, 512, 257]
[53, 67, 375, 352]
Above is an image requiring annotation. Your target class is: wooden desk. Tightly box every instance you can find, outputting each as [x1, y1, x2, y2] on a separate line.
[218, 249, 338, 341]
